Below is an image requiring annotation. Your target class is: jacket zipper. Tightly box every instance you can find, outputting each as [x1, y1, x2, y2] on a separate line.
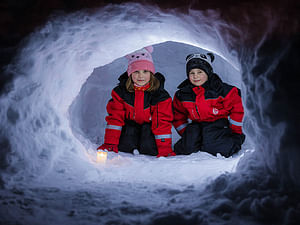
[195, 105, 201, 119]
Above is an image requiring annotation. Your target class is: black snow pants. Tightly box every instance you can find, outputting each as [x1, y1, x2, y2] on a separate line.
[118, 120, 158, 156]
[174, 118, 245, 157]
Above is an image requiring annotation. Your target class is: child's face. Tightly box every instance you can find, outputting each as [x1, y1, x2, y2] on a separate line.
[131, 70, 151, 86]
[189, 68, 208, 86]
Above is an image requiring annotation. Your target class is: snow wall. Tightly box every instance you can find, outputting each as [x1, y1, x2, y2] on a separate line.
[0, 2, 299, 224]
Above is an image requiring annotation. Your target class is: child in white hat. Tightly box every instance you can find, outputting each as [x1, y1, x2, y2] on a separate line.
[173, 52, 245, 157]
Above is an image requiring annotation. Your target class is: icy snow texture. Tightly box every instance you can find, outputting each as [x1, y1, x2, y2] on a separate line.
[0, 3, 299, 225]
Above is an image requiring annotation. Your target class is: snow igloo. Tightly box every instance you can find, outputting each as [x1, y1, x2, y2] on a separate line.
[0, 2, 299, 225]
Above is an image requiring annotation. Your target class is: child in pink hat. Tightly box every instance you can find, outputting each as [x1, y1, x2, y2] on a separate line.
[126, 46, 156, 76]
[97, 46, 175, 157]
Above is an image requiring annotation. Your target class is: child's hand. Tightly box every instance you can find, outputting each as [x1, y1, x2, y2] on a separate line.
[157, 151, 176, 158]
[157, 147, 176, 158]
[97, 143, 118, 153]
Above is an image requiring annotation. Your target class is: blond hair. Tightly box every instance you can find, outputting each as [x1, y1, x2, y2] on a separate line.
[126, 73, 160, 92]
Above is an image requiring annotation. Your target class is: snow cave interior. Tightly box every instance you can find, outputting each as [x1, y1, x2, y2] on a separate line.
[0, 2, 299, 225]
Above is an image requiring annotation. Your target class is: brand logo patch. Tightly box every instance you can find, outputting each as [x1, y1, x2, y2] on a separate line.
[213, 108, 219, 115]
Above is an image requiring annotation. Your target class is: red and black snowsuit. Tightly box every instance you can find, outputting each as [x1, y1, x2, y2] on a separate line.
[173, 73, 245, 157]
[104, 72, 174, 157]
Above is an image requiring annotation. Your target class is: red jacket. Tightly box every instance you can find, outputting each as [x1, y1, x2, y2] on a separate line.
[173, 74, 244, 136]
[104, 72, 173, 154]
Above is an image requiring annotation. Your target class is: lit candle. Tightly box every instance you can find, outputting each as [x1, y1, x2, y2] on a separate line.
[97, 150, 107, 163]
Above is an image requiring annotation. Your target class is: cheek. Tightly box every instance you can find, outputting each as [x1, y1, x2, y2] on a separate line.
[144, 74, 151, 82]
[146, 75, 151, 82]
[131, 74, 137, 83]
[201, 74, 208, 81]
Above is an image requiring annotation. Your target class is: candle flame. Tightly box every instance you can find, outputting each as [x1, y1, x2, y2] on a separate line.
[97, 150, 108, 163]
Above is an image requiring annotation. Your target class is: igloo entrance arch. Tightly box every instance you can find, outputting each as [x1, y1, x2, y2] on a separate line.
[68, 40, 250, 187]
[69, 41, 243, 148]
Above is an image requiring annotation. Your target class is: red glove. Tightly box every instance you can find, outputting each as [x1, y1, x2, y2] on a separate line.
[157, 147, 176, 158]
[156, 138, 176, 158]
[97, 143, 118, 153]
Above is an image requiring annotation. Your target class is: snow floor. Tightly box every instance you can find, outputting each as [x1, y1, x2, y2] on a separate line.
[1, 148, 262, 225]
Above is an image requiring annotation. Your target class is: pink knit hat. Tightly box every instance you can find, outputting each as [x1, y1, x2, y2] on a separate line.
[125, 46, 155, 76]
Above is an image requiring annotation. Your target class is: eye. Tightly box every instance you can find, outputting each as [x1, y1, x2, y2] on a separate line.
[200, 54, 207, 59]
[131, 55, 135, 58]
[142, 53, 145, 56]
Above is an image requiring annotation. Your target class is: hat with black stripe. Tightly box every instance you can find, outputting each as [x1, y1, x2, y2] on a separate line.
[186, 53, 215, 77]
